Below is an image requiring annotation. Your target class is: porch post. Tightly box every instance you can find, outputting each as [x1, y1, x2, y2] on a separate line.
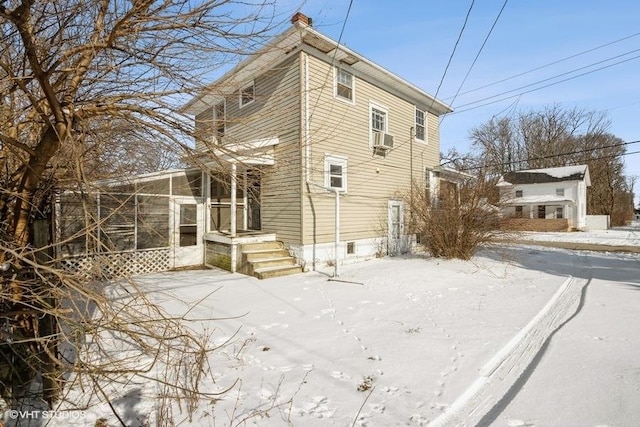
[243, 170, 248, 231]
[230, 162, 237, 237]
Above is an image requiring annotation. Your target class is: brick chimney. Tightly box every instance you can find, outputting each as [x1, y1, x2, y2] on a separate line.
[292, 12, 312, 27]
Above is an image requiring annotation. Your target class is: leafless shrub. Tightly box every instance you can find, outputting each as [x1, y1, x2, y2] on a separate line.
[410, 178, 500, 260]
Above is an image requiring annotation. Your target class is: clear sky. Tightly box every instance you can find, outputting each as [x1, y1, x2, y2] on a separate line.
[274, 0, 640, 196]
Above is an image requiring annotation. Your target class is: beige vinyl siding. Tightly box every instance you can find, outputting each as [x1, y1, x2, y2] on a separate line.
[194, 108, 213, 152]
[302, 54, 442, 245]
[221, 55, 302, 244]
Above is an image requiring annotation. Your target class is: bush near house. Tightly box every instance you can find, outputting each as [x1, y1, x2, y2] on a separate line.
[411, 179, 499, 260]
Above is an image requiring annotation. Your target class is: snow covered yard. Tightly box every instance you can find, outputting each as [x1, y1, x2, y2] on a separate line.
[65, 246, 575, 426]
[7, 226, 638, 426]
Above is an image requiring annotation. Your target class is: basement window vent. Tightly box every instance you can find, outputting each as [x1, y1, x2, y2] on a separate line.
[346, 241, 355, 255]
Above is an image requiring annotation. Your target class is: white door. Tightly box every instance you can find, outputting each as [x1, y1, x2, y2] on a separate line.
[388, 200, 404, 255]
[171, 198, 204, 268]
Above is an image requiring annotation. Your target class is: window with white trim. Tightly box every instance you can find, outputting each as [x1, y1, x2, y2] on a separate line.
[335, 67, 354, 102]
[239, 81, 255, 107]
[515, 190, 523, 198]
[415, 108, 426, 142]
[556, 188, 565, 196]
[346, 241, 355, 255]
[324, 155, 347, 192]
[371, 106, 386, 133]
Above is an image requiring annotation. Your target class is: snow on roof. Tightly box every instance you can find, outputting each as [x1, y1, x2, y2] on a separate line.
[519, 165, 587, 179]
[503, 195, 574, 205]
[501, 165, 590, 186]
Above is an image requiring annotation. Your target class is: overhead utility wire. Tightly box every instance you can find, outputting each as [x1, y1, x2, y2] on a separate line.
[450, 50, 640, 114]
[445, 30, 640, 100]
[428, 0, 475, 111]
[458, 139, 640, 172]
[447, 0, 509, 109]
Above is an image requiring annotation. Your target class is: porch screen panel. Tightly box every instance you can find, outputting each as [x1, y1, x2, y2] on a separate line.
[173, 171, 202, 197]
[58, 192, 98, 256]
[99, 194, 136, 251]
[209, 205, 244, 232]
[137, 178, 170, 195]
[136, 195, 169, 249]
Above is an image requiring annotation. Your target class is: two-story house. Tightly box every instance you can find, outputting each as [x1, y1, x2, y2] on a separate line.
[497, 165, 591, 231]
[176, 12, 456, 277]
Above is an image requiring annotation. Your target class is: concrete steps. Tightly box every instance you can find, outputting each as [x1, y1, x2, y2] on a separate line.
[240, 241, 302, 279]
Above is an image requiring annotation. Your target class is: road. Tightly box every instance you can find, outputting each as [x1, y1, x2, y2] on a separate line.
[482, 249, 640, 427]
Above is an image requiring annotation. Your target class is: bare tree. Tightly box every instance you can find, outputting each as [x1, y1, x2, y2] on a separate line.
[0, 0, 281, 420]
[469, 105, 632, 225]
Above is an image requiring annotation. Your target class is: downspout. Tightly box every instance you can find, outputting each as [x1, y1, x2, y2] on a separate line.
[334, 188, 340, 277]
[301, 50, 318, 270]
[300, 49, 339, 275]
[410, 126, 414, 223]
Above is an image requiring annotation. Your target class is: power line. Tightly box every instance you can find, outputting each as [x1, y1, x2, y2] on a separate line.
[458, 139, 640, 172]
[428, 0, 475, 111]
[451, 49, 640, 114]
[447, 0, 509, 109]
[445, 30, 640, 100]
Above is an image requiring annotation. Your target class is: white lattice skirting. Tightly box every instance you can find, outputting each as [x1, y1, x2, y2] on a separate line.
[61, 249, 171, 279]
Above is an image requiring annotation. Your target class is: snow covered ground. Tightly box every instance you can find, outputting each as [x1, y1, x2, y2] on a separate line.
[507, 222, 640, 247]
[4, 225, 639, 426]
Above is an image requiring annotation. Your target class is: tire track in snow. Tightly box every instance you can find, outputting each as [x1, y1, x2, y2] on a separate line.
[427, 257, 591, 427]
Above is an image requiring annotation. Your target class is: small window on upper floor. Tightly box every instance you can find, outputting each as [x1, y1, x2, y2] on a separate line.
[371, 106, 387, 133]
[415, 108, 426, 142]
[335, 67, 354, 102]
[556, 188, 565, 197]
[239, 81, 255, 108]
[515, 190, 523, 198]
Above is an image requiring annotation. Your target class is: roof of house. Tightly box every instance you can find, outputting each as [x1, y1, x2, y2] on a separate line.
[182, 13, 452, 116]
[499, 165, 591, 186]
[502, 195, 575, 206]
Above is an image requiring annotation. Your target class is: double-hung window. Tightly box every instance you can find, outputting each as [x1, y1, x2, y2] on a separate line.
[335, 67, 354, 102]
[371, 106, 386, 133]
[324, 155, 347, 192]
[556, 188, 565, 197]
[415, 108, 426, 142]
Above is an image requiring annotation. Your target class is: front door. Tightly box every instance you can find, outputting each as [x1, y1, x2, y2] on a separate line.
[388, 200, 404, 255]
[171, 198, 204, 268]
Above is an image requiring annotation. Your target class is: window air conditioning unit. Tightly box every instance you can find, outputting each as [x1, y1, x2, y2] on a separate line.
[373, 131, 394, 149]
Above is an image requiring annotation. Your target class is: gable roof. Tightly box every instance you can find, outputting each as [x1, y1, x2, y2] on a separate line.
[500, 165, 591, 186]
[182, 14, 452, 117]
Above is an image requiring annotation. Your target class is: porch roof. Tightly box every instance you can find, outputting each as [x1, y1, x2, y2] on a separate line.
[189, 136, 278, 169]
[503, 195, 575, 206]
